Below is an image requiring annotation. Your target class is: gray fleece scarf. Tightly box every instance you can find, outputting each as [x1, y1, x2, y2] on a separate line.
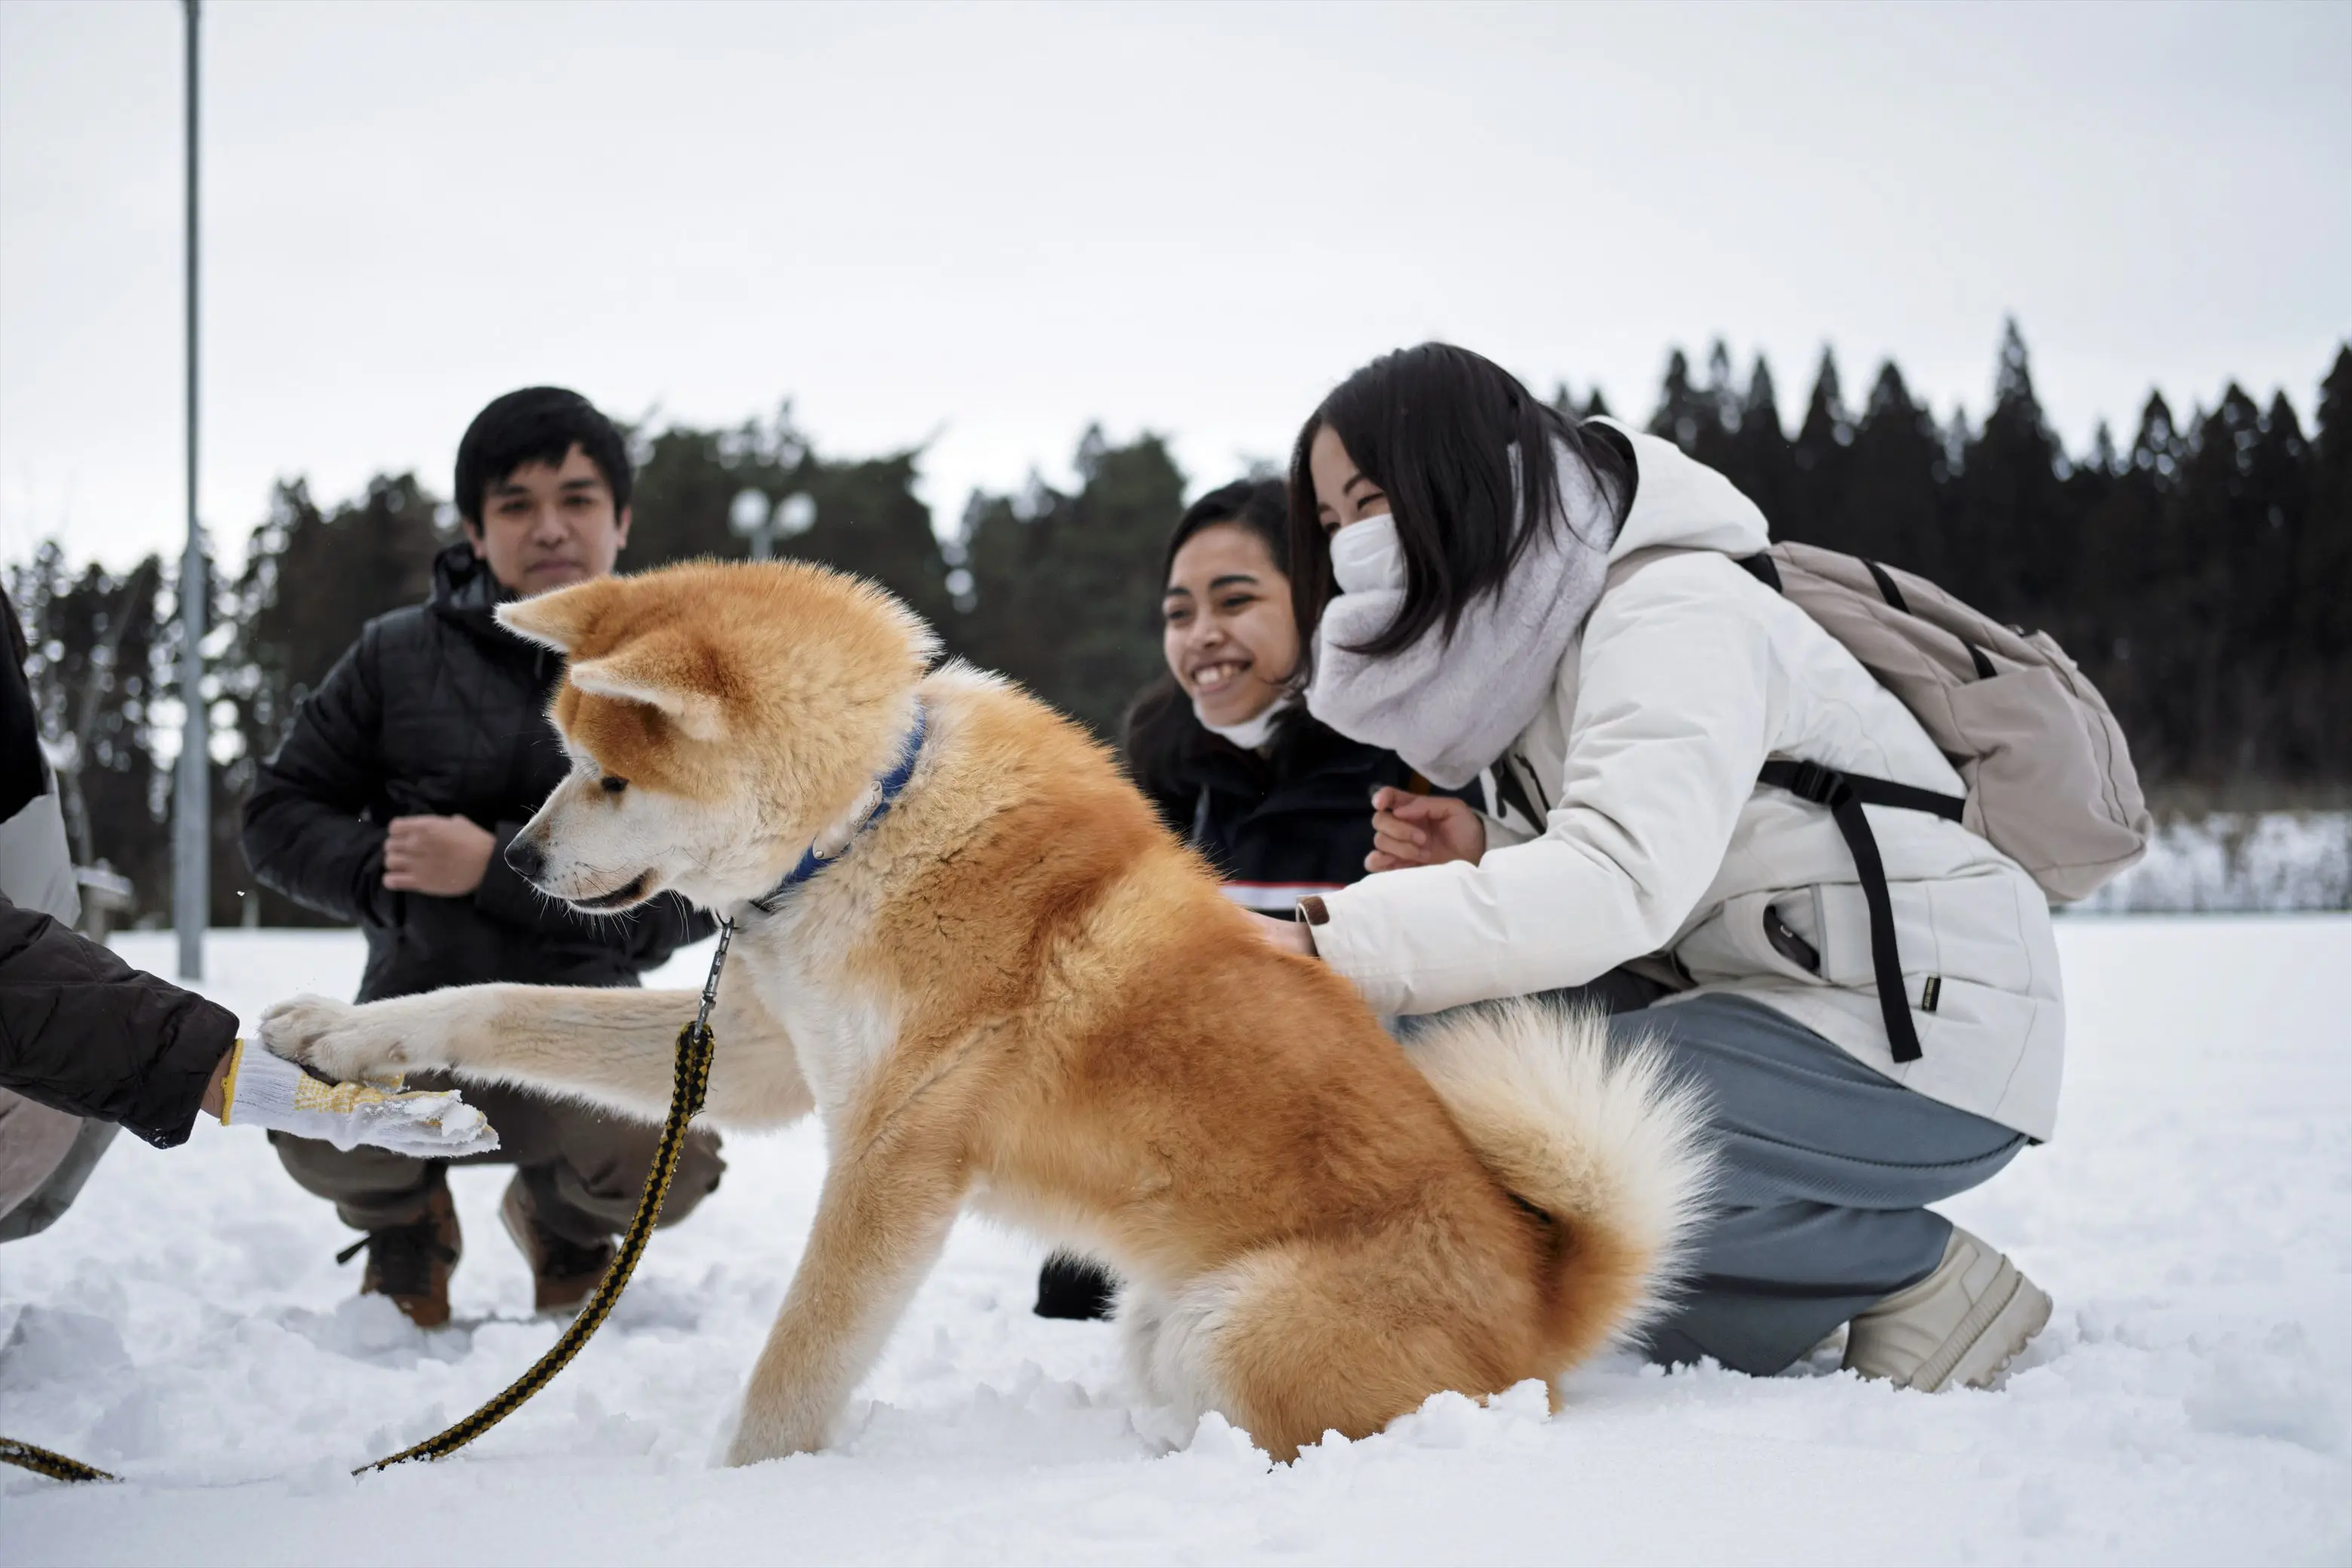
[1305, 443, 1616, 790]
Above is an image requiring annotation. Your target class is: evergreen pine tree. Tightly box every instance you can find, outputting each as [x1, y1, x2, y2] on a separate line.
[2166, 387, 2271, 780]
[1646, 350, 1706, 453]
[1691, 340, 1741, 479]
[1844, 362, 1946, 577]
[1547, 383, 1614, 423]
[2244, 392, 2314, 777]
[1790, 348, 1855, 553]
[1950, 319, 2066, 618]
[2051, 420, 2118, 660]
[951, 428, 1187, 737]
[2298, 347, 2352, 782]
[1726, 355, 1797, 531]
[14, 553, 173, 923]
[627, 407, 949, 629]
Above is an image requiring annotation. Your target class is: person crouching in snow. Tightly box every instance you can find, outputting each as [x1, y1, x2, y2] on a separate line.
[239, 387, 722, 1327]
[1251, 343, 2058, 1389]
[0, 590, 495, 1247]
[1034, 477, 1477, 1321]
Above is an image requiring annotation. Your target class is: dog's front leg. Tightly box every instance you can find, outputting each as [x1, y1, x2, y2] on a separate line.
[724, 1116, 970, 1464]
[262, 979, 810, 1128]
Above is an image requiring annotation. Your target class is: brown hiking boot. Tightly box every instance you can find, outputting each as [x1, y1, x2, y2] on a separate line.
[501, 1178, 616, 1317]
[335, 1184, 461, 1328]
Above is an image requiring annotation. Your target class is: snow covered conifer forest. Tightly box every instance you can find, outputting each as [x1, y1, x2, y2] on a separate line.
[11, 328, 2350, 929]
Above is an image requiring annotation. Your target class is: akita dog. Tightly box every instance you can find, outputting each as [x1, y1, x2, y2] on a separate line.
[262, 559, 1711, 1465]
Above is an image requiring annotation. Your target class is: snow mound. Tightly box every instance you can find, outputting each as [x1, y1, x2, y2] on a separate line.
[2, 919, 2347, 1566]
[2069, 811, 2350, 913]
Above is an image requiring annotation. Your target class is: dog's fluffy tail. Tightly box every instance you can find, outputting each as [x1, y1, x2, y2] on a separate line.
[1401, 999, 1716, 1366]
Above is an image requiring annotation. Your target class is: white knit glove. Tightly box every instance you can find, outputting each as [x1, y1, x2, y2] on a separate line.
[218, 1040, 500, 1157]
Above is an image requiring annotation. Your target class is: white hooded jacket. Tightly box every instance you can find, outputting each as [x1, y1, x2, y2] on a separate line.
[1306, 421, 2065, 1141]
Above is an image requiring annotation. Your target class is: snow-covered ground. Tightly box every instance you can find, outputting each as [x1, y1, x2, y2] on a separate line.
[3, 919, 2347, 1566]
[2070, 813, 2350, 914]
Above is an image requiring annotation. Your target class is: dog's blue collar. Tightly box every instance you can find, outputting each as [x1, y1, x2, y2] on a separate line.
[747, 703, 929, 916]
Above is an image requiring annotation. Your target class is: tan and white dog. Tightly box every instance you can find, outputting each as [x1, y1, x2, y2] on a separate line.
[261, 559, 1711, 1465]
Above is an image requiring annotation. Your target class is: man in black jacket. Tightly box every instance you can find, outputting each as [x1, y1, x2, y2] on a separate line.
[243, 387, 722, 1327]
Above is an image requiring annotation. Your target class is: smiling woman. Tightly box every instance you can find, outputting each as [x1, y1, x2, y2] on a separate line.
[1034, 476, 1477, 1323]
[1123, 479, 1473, 917]
[1159, 493, 1300, 742]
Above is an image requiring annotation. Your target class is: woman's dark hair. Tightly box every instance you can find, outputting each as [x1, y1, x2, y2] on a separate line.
[455, 386, 635, 525]
[1162, 476, 1290, 581]
[1122, 476, 1295, 798]
[1285, 342, 1631, 659]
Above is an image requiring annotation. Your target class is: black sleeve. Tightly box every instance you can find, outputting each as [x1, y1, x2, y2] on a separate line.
[470, 820, 713, 967]
[240, 626, 400, 929]
[2, 589, 45, 822]
[0, 899, 238, 1148]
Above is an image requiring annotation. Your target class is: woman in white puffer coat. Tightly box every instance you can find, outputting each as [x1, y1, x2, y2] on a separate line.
[1255, 342, 2058, 1389]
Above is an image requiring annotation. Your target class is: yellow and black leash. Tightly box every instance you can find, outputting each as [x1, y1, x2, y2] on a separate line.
[0, 1436, 115, 1484]
[0, 918, 734, 1486]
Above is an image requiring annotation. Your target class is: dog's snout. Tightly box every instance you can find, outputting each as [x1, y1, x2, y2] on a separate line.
[504, 835, 547, 883]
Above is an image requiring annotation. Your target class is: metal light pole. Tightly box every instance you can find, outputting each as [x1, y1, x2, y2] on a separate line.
[173, 0, 206, 979]
[728, 488, 816, 561]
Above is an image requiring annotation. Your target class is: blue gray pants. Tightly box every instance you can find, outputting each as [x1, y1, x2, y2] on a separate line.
[1408, 979, 2026, 1377]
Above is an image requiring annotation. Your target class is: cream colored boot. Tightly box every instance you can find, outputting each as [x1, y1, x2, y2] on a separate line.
[1842, 1226, 2051, 1392]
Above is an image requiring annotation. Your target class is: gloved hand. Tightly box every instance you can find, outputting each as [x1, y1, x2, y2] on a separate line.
[216, 1039, 499, 1157]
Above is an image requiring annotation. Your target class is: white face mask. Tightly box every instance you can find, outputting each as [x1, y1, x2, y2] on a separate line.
[1328, 513, 1404, 595]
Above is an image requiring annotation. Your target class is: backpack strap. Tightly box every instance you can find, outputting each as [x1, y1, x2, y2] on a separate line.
[1758, 759, 1965, 1065]
[1609, 545, 1788, 595]
[1608, 542, 1976, 1064]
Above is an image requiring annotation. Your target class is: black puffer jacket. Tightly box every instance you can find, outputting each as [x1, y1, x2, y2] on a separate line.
[0, 899, 236, 1148]
[242, 544, 709, 1002]
[1135, 705, 1478, 915]
[2, 589, 236, 1150]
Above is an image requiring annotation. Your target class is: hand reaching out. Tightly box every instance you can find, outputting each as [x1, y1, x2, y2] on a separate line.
[1367, 787, 1485, 873]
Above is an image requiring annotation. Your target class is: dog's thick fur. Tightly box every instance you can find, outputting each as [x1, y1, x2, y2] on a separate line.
[262, 559, 1711, 1465]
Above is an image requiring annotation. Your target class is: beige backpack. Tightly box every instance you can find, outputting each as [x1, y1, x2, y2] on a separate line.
[1739, 541, 2152, 900]
[1611, 540, 2154, 1061]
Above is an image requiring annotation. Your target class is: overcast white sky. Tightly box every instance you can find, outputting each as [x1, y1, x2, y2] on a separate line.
[2, 0, 2347, 574]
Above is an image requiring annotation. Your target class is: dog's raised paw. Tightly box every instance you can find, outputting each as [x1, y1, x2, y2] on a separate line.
[260, 994, 409, 1083]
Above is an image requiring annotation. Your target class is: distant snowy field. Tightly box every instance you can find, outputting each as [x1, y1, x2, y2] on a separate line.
[2071, 813, 2350, 914]
[4, 919, 2347, 1567]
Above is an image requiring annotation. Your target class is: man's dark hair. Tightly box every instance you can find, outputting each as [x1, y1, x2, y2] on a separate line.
[1285, 342, 1630, 660]
[454, 387, 633, 525]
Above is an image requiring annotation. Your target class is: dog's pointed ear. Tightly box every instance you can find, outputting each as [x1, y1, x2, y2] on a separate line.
[567, 631, 728, 742]
[497, 578, 623, 654]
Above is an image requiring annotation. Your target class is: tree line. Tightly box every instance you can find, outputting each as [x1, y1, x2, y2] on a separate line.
[11, 325, 2347, 927]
